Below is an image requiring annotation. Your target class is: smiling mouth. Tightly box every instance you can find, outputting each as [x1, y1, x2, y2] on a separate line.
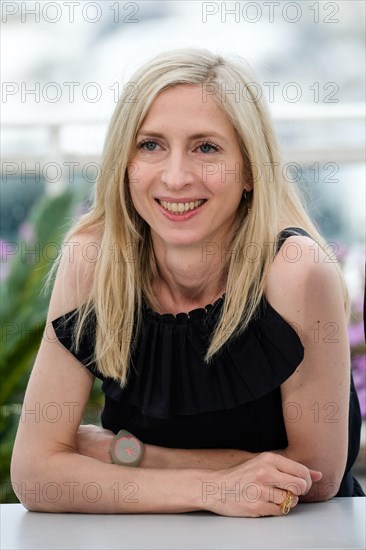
[156, 199, 207, 214]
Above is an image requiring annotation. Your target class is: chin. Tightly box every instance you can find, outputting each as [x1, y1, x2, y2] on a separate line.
[161, 233, 203, 247]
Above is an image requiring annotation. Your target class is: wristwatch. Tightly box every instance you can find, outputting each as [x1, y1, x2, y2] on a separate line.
[109, 429, 144, 467]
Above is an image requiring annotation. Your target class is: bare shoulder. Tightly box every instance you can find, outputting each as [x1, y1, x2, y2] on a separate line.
[264, 235, 346, 344]
[266, 234, 342, 291]
[47, 224, 102, 321]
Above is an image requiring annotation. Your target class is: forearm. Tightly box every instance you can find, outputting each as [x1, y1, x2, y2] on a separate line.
[75, 425, 259, 470]
[12, 449, 211, 514]
[143, 446, 335, 501]
[144, 445, 259, 470]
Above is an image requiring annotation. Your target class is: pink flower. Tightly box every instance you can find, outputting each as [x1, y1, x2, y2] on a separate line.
[349, 322, 365, 347]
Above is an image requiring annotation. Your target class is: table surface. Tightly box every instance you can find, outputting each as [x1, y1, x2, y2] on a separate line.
[1, 499, 365, 550]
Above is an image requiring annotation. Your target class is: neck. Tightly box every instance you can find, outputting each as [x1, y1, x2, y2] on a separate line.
[150, 237, 228, 311]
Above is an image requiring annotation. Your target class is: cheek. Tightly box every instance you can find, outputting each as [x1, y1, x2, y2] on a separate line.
[128, 162, 151, 191]
[127, 162, 139, 188]
[208, 172, 243, 197]
[127, 168, 153, 217]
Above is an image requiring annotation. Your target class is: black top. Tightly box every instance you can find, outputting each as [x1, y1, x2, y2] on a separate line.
[52, 227, 364, 497]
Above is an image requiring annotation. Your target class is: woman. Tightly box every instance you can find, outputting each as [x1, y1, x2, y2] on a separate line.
[11, 48, 364, 517]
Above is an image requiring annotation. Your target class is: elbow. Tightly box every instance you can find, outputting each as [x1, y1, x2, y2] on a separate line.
[301, 482, 338, 503]
[283, 448, 346, 503]
[11, 453, 57, 513]
[10, 457, 38, 512]
[301, 472, 343, 503]
[11, 441, 79, 513]
[10, 470, 62, 513]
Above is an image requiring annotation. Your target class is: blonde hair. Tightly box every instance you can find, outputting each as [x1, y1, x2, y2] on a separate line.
[48, 48, 350, 385]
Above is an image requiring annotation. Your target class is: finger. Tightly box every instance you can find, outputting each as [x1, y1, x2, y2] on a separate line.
[274, 460, 313, 494]
[272, 488, 299, 508]
[276, 456, 311, 479]
[262, 453, 313, 489]
[257, 468, 308, 496]
[262, 480, 305, 504]
[309, 469, 323, 482]
[252, 496, 298, 518]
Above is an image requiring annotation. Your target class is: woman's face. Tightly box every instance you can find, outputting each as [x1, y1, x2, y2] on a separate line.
[128, 84, 249, 249]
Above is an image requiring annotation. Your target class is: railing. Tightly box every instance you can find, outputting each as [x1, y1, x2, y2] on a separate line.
[2, 103, 365, 194]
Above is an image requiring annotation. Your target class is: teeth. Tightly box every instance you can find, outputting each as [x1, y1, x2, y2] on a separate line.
[159, 200, 205, 214]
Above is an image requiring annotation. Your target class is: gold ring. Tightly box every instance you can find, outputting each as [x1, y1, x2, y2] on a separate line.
[279, 490, 293, 515]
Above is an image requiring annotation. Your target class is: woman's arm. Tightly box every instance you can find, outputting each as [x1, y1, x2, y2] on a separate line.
[264, 235, 350, 501]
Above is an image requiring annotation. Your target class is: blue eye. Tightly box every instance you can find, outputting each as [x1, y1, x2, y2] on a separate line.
[199, 142, 219, 153]
[139, 140, 159, 151]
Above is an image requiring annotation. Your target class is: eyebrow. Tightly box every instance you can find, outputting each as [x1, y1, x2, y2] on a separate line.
[136, 130, 229, 143]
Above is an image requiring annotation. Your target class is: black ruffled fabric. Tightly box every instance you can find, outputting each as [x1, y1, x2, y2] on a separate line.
[112, 296, 304, 418]
[51, 310, 100, 378]
[52, 292, 304, 419]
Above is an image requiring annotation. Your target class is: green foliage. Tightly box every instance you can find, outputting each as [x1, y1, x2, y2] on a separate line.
[0, 190, 104, 503]
[0, 175, 45, 241]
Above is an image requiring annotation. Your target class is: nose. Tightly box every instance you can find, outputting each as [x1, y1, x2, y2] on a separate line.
[160, 150, 195, 189]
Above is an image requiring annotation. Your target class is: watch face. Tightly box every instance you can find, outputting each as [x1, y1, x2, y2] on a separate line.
[114, 435, 142, 464]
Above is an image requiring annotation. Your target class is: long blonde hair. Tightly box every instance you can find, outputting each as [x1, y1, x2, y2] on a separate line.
[49, 48, 350, 385]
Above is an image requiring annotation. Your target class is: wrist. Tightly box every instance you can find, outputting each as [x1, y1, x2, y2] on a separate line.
[102, 434, 115, 464]
[76, 425, 115, 464]
[192, 469, 218, 512]
[92, 428, 115, 464]
[139, 443, 169, 469]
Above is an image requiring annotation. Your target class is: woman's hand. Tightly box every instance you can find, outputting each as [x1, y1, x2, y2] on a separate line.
[202, 452, 322, 517]
[76, 424, 115, 463]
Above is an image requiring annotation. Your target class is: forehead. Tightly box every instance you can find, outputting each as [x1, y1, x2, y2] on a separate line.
[141, 84, 234, 130]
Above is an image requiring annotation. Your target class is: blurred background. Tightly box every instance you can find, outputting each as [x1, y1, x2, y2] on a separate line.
[1, 0, 365, 502]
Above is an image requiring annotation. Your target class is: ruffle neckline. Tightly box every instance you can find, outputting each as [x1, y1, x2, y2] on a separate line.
[141, 292, 226, 323]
